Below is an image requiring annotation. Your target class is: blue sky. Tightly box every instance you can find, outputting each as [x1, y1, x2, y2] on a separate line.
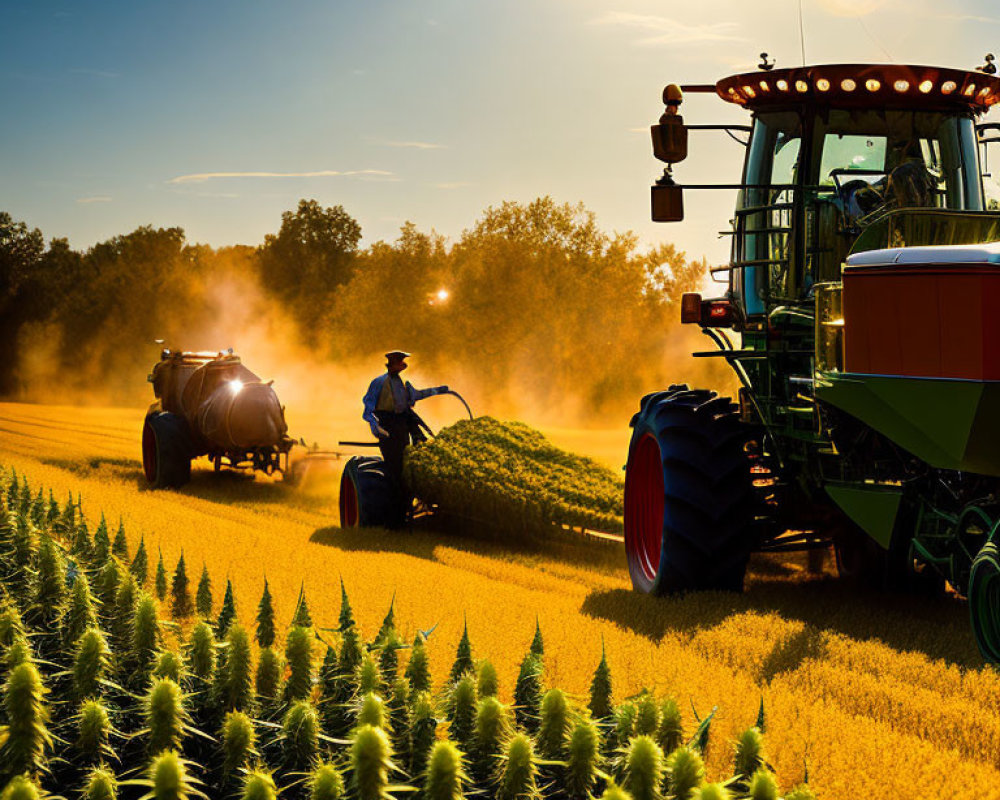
[2, 0, 999, 267]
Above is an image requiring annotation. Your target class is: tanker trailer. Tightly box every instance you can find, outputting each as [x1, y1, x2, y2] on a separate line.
[142, 349, 293, 488]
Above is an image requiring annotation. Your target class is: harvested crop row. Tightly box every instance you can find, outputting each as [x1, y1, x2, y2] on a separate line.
[404, 416, 624, 534]
[0, 466, 813, 800]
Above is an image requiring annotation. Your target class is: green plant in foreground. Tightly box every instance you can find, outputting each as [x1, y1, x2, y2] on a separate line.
[71, 628, 112, 701]
[64, 572, 100, 650]
[513, 653, 543, 733]
[255, 646, 283, 705]
[142, 749, 200, 800]
[130, 536, 148, 586]
[409, 691, 438, 778]
[195, 564, 212, 619]
[450, 621, 474, 682]
[216, 580, 237, 637]
[404, 635, 431, 695]
[424, 739, 469, 800]
[93, 515, 111, 564]
[309, 763, 345, 800]
[657, 699, 683, 756]
[131, 592, 162, 679]
[255, 579, 275, 647]
[537, 687, 571, 760]
[217, 624, 253, 713]
[496, 732, 540, 800]
[472, 695, 512, 784]
[622, 735, 665, 800]
[634, 693, 660, 737]
[600, 785, 634, 800]
[284, 624, 314, 702]
[747, 770, 779, 800]
[565, 717, 601, 799]
[241, 769, 277, 800]
[221, 710, 257, 782]
[350, 723, 394, 800]
[111, 573, 139, 649]
[145, 677, 189, 754]
[784, 785, 817, 800]
[282, 700, 320, 772]
[665, 746, 705, 800]
[154, 549, 167, 601]
[187, 622, 216, 685]
[448, 675, 477, 751]
[733, 727, 766, 783]
[75, 697, 113, 765]
[357, 691, 387, 730]
[476, 658, 498, 698]
[0, 660, 53, 781]
[0, 775, 42, 800]
[112, 519, 129, 561]
[83, 766, 118, 800]
[589, 642, 613, 720]
[170, 552, 193, 618]
[292, 582, 313, 628]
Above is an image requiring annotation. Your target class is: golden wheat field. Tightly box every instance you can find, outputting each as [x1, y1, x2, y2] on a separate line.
[1, 400, 998, 799]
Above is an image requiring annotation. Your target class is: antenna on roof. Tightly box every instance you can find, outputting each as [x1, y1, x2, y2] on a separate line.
[797, 0, 806, 66]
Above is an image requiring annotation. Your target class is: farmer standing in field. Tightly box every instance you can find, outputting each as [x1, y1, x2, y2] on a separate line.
[362, 351, 449, 488]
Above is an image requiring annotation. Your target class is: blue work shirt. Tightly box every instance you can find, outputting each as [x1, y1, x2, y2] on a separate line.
[362, 373, 447, 437]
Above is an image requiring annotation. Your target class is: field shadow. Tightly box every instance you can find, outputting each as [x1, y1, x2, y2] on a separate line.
[42, 456, 143, 482]
[581, 574, 982, 668]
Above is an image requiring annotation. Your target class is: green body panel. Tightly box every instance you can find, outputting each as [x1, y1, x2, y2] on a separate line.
[815, 373, 1000, 476]
[824, 483, 903, 548]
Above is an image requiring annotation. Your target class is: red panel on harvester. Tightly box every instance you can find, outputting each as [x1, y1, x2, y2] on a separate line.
[842, 244, 1000, 380]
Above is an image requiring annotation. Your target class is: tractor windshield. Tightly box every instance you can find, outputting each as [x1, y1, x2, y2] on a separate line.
[733, 108, 984, 315]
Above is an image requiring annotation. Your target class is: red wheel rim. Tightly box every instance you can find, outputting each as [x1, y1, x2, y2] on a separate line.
[340, 472, 360, 527]
[625, 433, 665, 587]
[141, 419, 157, 483]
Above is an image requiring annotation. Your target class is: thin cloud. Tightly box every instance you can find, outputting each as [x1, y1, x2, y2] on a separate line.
[589, 12, 744, 45]
[167, 169, 393, 185]
[69, 68, 119, 78]
[433, 181, 472, 189]
[76, 196, 112, 204]
[382, 140, 446, 150]
[816, 0, 888, 17]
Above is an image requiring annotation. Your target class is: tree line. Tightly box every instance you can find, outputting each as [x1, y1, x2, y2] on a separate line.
[0, 198, 715, 420]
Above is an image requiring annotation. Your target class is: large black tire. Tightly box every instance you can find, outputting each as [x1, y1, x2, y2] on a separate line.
[624, 385, 755, 593]
[142, 412, 193, 488]
[339, 456, 404, 529]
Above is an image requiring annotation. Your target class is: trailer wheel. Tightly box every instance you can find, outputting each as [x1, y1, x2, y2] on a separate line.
[969, 531, 1000, 664]
[624, 386, 755, 593]
[142, 412, 192, 488]
[339, 456, 403, 529]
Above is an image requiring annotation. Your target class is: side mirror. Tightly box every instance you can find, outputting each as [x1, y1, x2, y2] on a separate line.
[651, 115, 688, 164]
[652, 184, 684, 222]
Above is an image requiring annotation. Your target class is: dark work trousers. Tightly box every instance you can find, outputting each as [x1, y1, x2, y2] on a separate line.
[374, 411, 412, 520]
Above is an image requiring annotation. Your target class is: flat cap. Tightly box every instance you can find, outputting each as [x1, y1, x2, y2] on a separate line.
[384, 350, 411, 361]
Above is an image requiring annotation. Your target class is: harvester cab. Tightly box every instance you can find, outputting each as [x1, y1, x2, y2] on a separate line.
[625, 58, 1000, 661]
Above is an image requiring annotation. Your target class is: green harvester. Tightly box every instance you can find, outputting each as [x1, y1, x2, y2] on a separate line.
[625, 58, 1000, 661]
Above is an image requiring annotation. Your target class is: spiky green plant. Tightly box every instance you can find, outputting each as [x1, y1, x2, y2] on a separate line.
[589, 643, 613, 720]
[471, 696, 512, 783]
[145, 677, 188, 754]
[93, 515, 111, 564]
[130, 536, 149, 586]
[284, 624, 314, 702]
[537, 687, 571, 760]
[309, 763, 345, 800]
[292, 583, 313, 628]
[694, 784, 729, 800]
[110, 573, 139, 649]
[31, 535, 67, 627]
[448, 675, 477, 751]
[450, 622, 473, 682]
[154, 550, 168, 601]
[319, 644, 338, 700]
[131, 593, 162, 679]
[375, 593, 396, 646]
[404, 635, 431, 695]
[378, 630, 403, 682]
[338, 578, 355, 630]
[0, 660, 53, 781]
[154, 650, 184, 684]
[357, 691, 386, 729]
[58, 491, 76, 537]
[111, 519, 129, 561]
[0, 600, 27, 669]
[613, 702, 637, 749]
[387, 675, 411, 764]
[349, 723, 394, 800]
[409, 691, 438, 778]
[217, 624, 253, 713]
[215, 580, 237, 637]
[282, 700, 320, 772]
[72, 628, 112, 701]
[94, 558, 121, 611]
[783, 785, 817, 800]
[0, 775, 42, 800]
[733, 728, 766, 783]
[195, 565, 212, 619]
[424, 739, 469, 800]
[220, 711, 257, 781]
[513, 653, 544, 733]
[64, 571, 100, 647]
[529, 619, 544, 658]
[340, 625, 363, 676]
[566, 717, 601, 799]
[143, 750, 199, 800]
[29, 489, 45, 530]
[496, 732, 540, 800]
[170, 552, 193, 618]
[44, 490, 59, 530]
[657, 699, 683, 755]
[11, 518, 38, 599]
[622, 735, 665, 800]
[600, 785, 634, 800]
[356, 651, 382, 697]
[82, 766, 118, 800]
[476, 659, 498, 698]
[255, 579, 275, 647]
[747, 770, 779, 800]
[635, 693, 660, 737]
[255, 646, 283, 705]
[74, 698, 112, 764]
[665, 746, 705, 800]
[187, 622, 216, 685]
[241, 769, 277, 800]
[72, 517, 91, 561]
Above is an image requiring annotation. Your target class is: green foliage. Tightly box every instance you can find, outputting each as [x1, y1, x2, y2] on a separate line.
[375, 593, 396, 646]
[170, 552, 193, 618]
[195, 564, 212, 619]
[0, 775, 41, 800]
[476, 659, 498, 698]
[695, 785, 729, 800]
[110, 573, 139, 650]
[471, 696, 512, 784]
[75, 698, 112, 764]
[537, 688, 571, 761]
[783, 786, 817, 800]
[657, 700, 683, 756]
[357, 691, 386, 729]
[93, 515, 111, 564]
[566, 717, 601, 799]
[747, 770, 779, 800]
[0, 660, 53, 781]
[284, 625, 314, 702]
[111, 519, 129, 562]
[349, 723, 394, 800]
[309, 763, 345, 800]
[217, 624, 253, 713]
[255, 647, 283, 704]
[356, 652, 382, 697]
[600, 786, 634, 800]
[497, 732, 540, 800]
[447, 675, 477, 751]
[64, 571, 99, 647]
[622, 736, 665, 800]
[154, 550, 167, 601]
[409, 691, 438, 778]
[734, 728, 766, 782]
[665, 746, 705, 800]
[72, 517, 92, 561]
[153, 650, 184, 684]
[589, 644, 613, 720]
[94, 558, 121, 612]
[144, 749, 197, 800]
[613, 702, 637, 749]
[450, 622, 473, 682]
[404, 636, 431, 695]
[405, 418, 624, 536]
[83, 766, 118, 800]
[255, 579, 275, 647]
[130, 536, 149, 586]
[131, 593, 162, 678]
[187, 622, 216, 684]
[241, 770, 277, 800]
[72, 628, 111, 701]
[145, 677, 188, 753]
[215, 579, 237, 637]
[221, 711, 257, 780]
[282, 700, 321, 772]
[31, 535, 66, 627]
[292, 583, 313, 628]
[513, 653, 544, 733]
[424, 739, 469, 800]
[338, 578, 355, 630]
[634, 693, 660, 737]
